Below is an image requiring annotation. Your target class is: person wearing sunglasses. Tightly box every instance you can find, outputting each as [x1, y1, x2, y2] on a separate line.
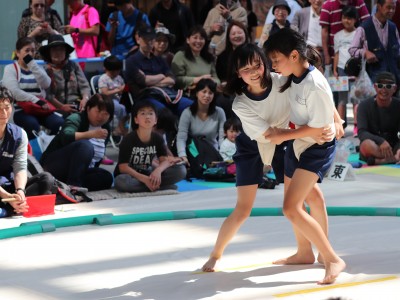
[17, 0, 64, 59]
[357, 71, 400, 165]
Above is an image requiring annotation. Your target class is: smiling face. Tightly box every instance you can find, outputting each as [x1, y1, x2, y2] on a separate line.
[187, 32, 205, 55]
[16, 42, 36, 65]
[237, 56, 265, 89]
[274, 6, 289, 23]
[0, 99, 13, 127]
[49, 45, 67, 65]
[229, 25, 246, 49]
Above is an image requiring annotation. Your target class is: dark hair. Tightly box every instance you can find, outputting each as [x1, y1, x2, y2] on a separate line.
[223, 117, 242, 133]
[0, 86, 15, 104]
[225, 43, 271, 95]
[190, 78, 217, 116]
[264, 28, 312, 92]
[342, 5, 358, 19]
[377, 0, 387, 6]
[85, 94, 114, 122]
[16, 37, 35, 52]
[155, 107, 177, 132]
[184, 25, 214, 63]
[103, 55, 123, 71]
[114, 0, 131, 6]
[242, 0, 253, 11]
[131, 100, 157, 129]
[225, 20, 250, 52]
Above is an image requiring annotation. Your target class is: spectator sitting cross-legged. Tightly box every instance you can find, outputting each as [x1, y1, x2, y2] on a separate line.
[176, 78, 226, 166]
[17, 0, 64, 59]
[357, 72, 400, 165]
[2, 37, 64, 140]
[40, 34, 91, 117]
[0, 86, 56, 218]
[40, 94, 114, 191]
[171, 25, 220, 98]
[114, 100, 187, 193]
[124, 23, 193, 117]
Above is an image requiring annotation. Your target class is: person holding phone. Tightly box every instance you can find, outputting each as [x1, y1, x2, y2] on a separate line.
[203, 0, 248, 56]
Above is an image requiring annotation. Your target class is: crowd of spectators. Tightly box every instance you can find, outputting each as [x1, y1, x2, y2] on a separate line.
[1, 0, 400, 218]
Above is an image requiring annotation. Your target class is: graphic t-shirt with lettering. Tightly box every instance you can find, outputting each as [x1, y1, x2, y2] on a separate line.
[114, 131, 167, 177]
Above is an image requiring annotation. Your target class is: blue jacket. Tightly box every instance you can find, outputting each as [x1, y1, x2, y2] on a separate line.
[0, 123, 22, 183]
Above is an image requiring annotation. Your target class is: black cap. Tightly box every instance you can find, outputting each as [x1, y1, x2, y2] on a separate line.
[272, 0, 291, 15]
[39, 34, 75, 62]
[375, 71, 396, 83]
[137, 24, 156, 40]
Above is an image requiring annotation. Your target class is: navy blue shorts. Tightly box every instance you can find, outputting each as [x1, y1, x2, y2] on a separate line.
[284, 139, 336, 183]
[234, 132, 286, 186]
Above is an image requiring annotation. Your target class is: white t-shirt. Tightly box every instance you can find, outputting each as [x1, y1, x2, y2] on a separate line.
[232, 73, 290, 164]
[219, 138, 236, 161]
[288, 67, 335, 158]
[334, 29, 356, 69]
[307, 8, 322, 47]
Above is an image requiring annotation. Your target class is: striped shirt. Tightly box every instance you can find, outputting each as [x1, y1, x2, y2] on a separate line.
[320, 0, 370, 57]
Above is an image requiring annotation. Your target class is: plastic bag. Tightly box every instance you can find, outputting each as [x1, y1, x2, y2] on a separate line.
[349, 58, 376, 102]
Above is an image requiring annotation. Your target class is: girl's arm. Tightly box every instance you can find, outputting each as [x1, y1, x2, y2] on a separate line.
[27, 57, 51, 89]
[333, 52, 339, 78]
[176, 109, 191, 158]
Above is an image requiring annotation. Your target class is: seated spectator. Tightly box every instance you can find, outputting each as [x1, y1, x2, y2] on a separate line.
[124, 24, 193, 116]
[171, 25, 220, 97]
[98, 55, 129, 136]
[40, 94, 114, 191]
[357, 72, 400, 165]
[64, 0, 100, 59]
[106, 0, 150, 57]
[153, 26, 176, 66]
[216, 20, 250, 118]
[39, 34, 91, 116]
[176, 78, 226, 166]
[0, 86, 55, 218]
[203, 0, 248, 55]
[258, 0, 292, 47]
[2, 37, 64, 140]
[219, 118, 241, 161]
[18, 0, 64, 59]
[114, 100, 186, 193]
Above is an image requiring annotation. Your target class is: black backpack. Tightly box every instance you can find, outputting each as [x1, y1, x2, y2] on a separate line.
[186, 136, 223, 179]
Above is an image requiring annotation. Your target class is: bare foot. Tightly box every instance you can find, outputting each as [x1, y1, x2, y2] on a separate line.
[318, 258, 346, 285]
[202, 257, 219, 272]
[273, 252, 315, 265]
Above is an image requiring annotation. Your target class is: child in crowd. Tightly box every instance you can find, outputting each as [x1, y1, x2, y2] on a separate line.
[219, 118, 241, 161]
[114, 101, 186, 193]
[98, 55, 129, 136]
[264, 28, 345, 284]
[333, 6, 359, 135]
